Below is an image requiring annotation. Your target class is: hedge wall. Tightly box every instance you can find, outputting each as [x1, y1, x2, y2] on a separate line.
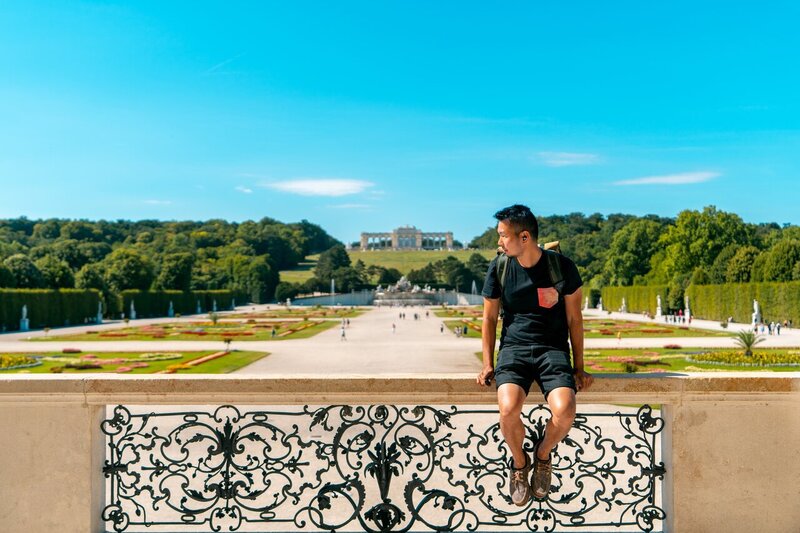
[120, 290, 240, 318]
[600, 285, 669, 315]
[0, 289, 101, 331]
[687, 282, 800, 324]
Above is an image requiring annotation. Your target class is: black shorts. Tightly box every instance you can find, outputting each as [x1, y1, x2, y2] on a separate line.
[494, 345, 577, 399]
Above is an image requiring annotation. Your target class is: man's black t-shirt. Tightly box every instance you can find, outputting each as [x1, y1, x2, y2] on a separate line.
[481, 252, 582, 352]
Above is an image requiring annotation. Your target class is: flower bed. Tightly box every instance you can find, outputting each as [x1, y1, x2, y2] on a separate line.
[0, 355, 41, 371]
[687, 351, 800, 367]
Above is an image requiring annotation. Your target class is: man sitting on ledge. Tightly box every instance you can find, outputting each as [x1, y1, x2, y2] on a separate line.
[477, 204, 594, 505]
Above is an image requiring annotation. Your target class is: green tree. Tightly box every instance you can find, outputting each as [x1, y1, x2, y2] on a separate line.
[35, 255, 75, 288]
[467, 253, 490, 282]
[331, 266, 363, 292]
[725, 246, 760, 283]
[274, 281, 299, 302]
[603, 219, 664, 285]
[708, 244, 740, 284]
[314, 245, 351, 282]
[60, 220, 102, 242]
[0, 263, 14, 287]
[102, 249, 155, 292]
[659, 206, 753, 280]
[3, 254, 44, 288]
[75, 263, 106, 291]
[760, 240, 800, 282]
[155, 252, 195, 290]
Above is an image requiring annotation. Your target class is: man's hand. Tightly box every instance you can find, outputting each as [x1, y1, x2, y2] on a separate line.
[574, 368, 594, 392]
[477, 365, 494, 387]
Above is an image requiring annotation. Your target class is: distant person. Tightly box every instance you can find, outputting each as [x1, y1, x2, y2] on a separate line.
[340, 325, 347, 341]
[271, 327, 277, 339]
[440, 323, 444, 334]
[477, 204, 592, 505]
[392, 323, 396, 334]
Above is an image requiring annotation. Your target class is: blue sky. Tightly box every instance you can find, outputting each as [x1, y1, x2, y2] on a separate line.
[1, 1, 798, 244]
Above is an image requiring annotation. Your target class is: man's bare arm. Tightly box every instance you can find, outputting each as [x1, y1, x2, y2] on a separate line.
[564, 287, 593, 391]
[477, 298, 500, 386]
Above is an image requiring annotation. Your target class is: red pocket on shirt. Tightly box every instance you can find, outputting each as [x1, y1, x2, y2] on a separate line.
[537, 287, 559, 309]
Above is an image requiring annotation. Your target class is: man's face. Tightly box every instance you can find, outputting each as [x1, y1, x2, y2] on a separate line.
[497, 220, 526, 257]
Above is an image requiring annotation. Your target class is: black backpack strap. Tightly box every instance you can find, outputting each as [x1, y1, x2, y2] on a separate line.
[495, 253, 509, 315]
[543, 249, 565, 296]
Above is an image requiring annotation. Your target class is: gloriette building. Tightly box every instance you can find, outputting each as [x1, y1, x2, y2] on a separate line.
[360, 226, 453, 250]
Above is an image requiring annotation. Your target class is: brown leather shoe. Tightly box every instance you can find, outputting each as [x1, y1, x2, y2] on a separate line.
[532, 441, 552, 499]
[508, 453, 531, 506]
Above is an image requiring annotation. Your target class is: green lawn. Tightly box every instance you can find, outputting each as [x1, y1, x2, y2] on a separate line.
[476, 347, 800, 373]
[1, 350, 268, 374]
[278, 257, 318, 283]
[32, 319, 338, 342]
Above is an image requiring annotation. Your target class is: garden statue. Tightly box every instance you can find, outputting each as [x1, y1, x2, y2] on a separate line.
[196, 300, 202, 314]
[684, 295, 691, 321]
[597, 297, 604, 311]
[97, 301, 103, 324]
[584, 296, 589, 310]
[656, 295, 663, 317]
[168, 301, 174, 318]
[130, 301, 137, 320]
[621, 297, 628, 313]
[212, 299, 218, 312]
[20, 305, 30, 332]
[752, 299, 761, 325]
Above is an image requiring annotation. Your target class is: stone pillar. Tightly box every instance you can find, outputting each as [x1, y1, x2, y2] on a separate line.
[416, 231, 423, 249]
[360, 234, 368, 250]
[391, 231, 399, 250]
[446, 233, 453, 249]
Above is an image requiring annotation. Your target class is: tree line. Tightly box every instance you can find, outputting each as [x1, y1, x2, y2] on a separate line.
[0, 217, 339, 303]
[274, 244, 491, 302]
[471, 206, 800, 309]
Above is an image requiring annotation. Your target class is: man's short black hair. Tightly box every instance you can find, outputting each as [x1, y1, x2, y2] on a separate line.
[494, 204, 538, 241]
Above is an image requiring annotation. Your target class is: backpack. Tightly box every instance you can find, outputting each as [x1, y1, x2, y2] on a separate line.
[495, 241, 565, 311]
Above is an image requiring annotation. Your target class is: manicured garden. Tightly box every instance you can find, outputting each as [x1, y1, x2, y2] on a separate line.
[230, 307, 366, 319]
[0, 349, 268, 374]
[438, 306, 728, 338]
[476, 347, 800, 373]
[30, 319, 338, 342]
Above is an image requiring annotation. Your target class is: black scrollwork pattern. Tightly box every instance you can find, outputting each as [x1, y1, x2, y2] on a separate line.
[102, 404, 665, 532]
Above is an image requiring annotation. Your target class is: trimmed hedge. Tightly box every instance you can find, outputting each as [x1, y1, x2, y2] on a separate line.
[686, 282, 800, 324]
[600, 285, 669, 315]
[120, 290, 241, 319]
[0, 289, 101, 331]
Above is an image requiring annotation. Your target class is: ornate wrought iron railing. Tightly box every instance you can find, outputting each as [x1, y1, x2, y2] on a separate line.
[101, 404, 665, 532]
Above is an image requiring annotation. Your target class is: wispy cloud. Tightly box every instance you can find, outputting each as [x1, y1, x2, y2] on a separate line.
[235, 186, 253, 194]
[614, 171, 720, 186]
[264, 179, 374, 197]
[144, 199, 172, 206]
[203, 53, 245, 76]
[538, 152, 601, 167]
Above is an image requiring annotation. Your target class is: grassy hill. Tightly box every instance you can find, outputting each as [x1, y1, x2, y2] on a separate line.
[279, 249, 496, 283]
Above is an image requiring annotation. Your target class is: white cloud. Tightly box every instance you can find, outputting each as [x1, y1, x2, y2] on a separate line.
[614, 171, 720, 186]
[538, 152, 600, 167]
[235, 186, 253, 194]
[264, 179, 374, 197]
[144, 199, 172, 206]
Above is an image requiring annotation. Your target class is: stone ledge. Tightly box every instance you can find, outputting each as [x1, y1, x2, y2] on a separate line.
[0, 373, 797, 405]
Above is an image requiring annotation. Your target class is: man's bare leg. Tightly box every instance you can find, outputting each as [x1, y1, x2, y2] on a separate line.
[536, 387, 576, 460]
[497, 383, 528, 468]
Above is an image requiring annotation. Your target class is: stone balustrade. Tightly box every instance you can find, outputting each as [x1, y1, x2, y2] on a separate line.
[0, 373, 797, 532]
